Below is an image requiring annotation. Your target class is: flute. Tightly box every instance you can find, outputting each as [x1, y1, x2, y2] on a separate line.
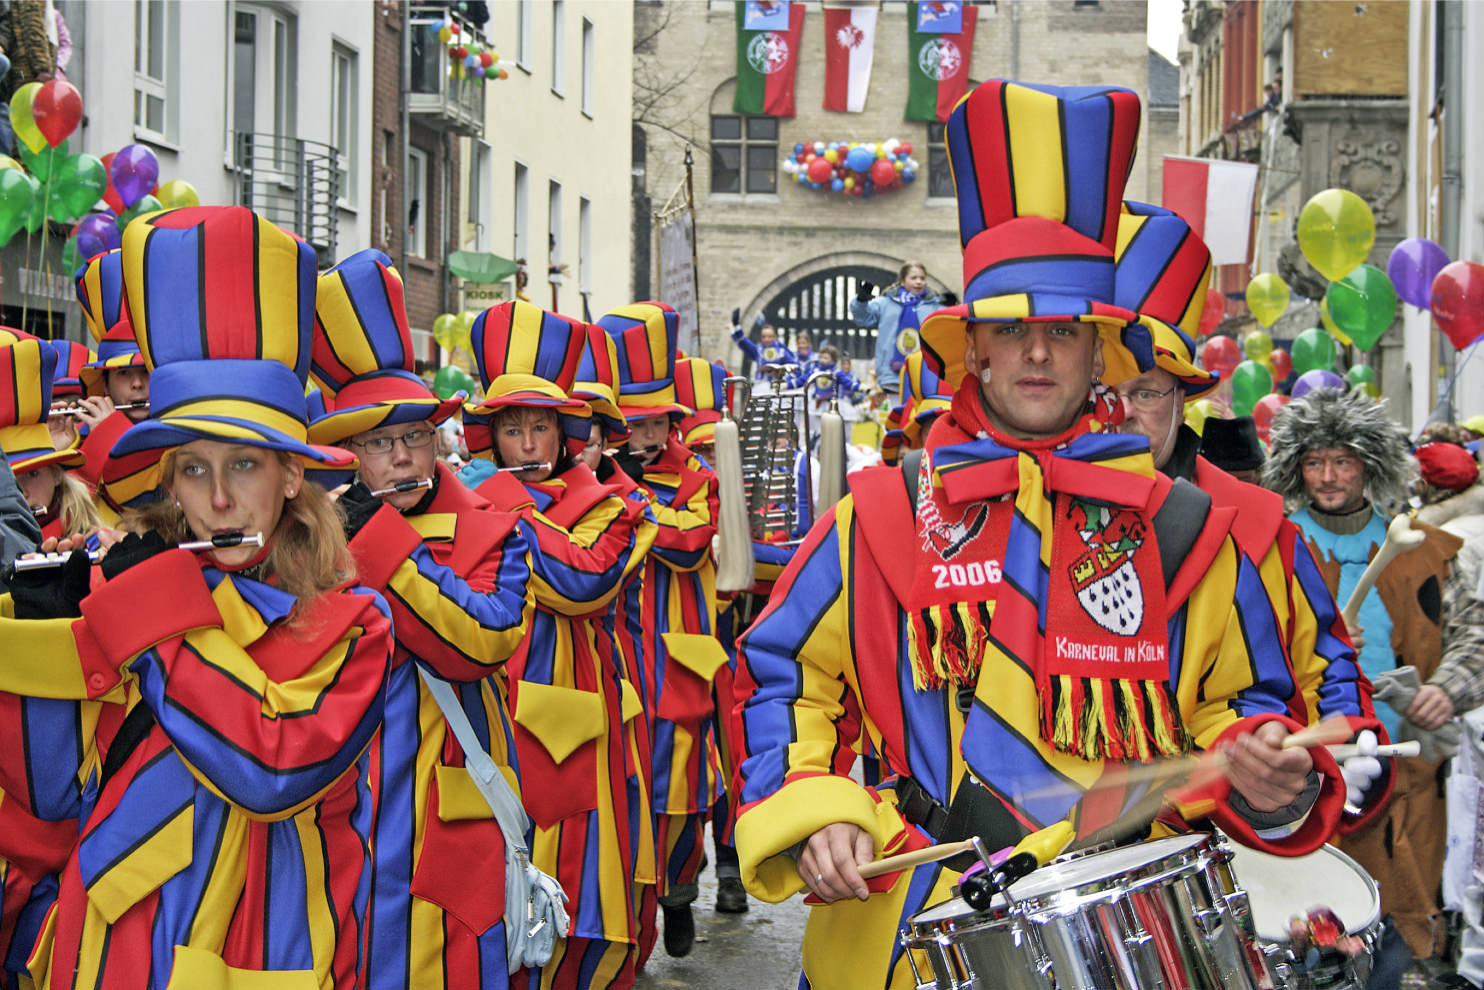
[495, 462, 552, 473]
[47, 402, 149, 419]
[368, 478, 434, 497]
[10, 532, 265, 571]
[29, 504, 47, 517]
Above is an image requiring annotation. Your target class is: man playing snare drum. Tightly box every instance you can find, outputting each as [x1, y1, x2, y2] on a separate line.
[732, 80, 1350, 990]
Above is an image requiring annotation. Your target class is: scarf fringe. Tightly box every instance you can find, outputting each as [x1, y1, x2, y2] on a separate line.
[907, 601, 994, 691]
[1042, 674, 1189, 761]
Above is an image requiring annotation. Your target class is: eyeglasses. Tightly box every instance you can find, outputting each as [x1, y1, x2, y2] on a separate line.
[1116, 385, 1180, 410]
[348, 428, 435, 455]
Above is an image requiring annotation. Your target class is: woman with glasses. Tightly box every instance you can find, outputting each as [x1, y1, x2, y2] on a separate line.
[465, 301, 657, 990]
[308, 250, 536, 989]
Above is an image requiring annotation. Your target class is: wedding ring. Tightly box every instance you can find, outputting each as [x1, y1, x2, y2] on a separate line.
[814, 873, 823, 884]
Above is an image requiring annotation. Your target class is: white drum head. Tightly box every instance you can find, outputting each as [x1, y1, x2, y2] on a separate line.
[1226, 841, 1379, 941]
[1006, 834, 1210, 901]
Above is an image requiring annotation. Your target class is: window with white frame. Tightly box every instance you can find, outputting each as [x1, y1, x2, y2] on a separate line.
[331, 42, 358, 206]
[135, 0, 178, 142]
[513, 161, 529, 264]
[551, 1, 565, 96]
[407, 147, 428, 258]
[469, 139, 492, 251]
[516, 0, 532, 70]
[229, 4, 298, 169]
[581, 17, 594, 116]
[578, 196, 592, 293]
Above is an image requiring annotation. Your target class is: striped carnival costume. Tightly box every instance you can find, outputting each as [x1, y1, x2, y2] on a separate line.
[732, 81, 1349, 990]
[307, 250, 536, 988]
[466, 301, 658, 990]
[0, 206, 396, 988]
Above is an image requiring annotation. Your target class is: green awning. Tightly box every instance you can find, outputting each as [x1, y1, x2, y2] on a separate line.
[447, 250, 520, 284]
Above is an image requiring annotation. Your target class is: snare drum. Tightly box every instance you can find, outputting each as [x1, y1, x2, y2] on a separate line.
[900, 833, 1275, 989]
[1223, 842, 1380, 989]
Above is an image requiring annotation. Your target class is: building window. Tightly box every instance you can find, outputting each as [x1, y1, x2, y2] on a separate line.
[516, 0, 532, 70]
[469, 139, 492, 250]
[229, 4, 298, 169]
[407, 146, 428, 258]
[548, 179, 563, 272]
[578, 196, 592, 293]
[135, 0, 178, 142]
[710, 113, 776, 194]
[513, 161, 529, 264]
[330, 42, 358, 206]
[580, 17, 594, 116]
[926, 122, 953, 199]
[551, 0, 565, 97]
[379, 130, 394, 247]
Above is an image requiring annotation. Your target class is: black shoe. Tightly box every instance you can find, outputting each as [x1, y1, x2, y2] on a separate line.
[1432, 976, 1481, 990]
[715, 876, 749, 913]
[662, 903, 695, 957]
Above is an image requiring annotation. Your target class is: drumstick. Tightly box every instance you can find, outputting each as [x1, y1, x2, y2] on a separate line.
[1280, 715, 1356, 749]
[1340, 515, 1426, 628]
[1328, 739, 1422, 759]
[856, 839, 975, 880]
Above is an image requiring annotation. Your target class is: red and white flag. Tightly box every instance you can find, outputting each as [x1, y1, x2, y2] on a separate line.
[1161, 156, 1260, 266]
[823, 5, 877, 113]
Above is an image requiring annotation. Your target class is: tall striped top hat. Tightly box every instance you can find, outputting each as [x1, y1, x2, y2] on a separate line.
[46, 338, 97, 399]
[307, 249, 464, 445]
[919, 80, 1153, 389]
[0, 337, 85, 473]
[1114, 202, 1218, 399]
[466, 300, 591, 453]
[596, 301, 692, 420]
[675, 357, 728, 447]
[573, 322, 629, 440]
[108, 206, 355, 469]
[894, 350, 954, 447]
[76, 249, 147, 395]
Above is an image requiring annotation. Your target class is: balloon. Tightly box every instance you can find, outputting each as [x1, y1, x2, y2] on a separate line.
[1199, 335, 1242, 378]
[61, 234, 81, 277]
[1290, 327, 1338, 376]
[1319, 296, 1353, 347]
[1230, 360, 1274, 417]
[1267, 347, 1292, 381]
[96, 151, 126, 214]
[1197, 291, 1225, 334]
[869, 159, 897, 186]
[30, 80, 83, 148]
[155, 179, 200, 210]
[830, 177, 843, 192]
[438, 26, 452, 43]
[1185, 397, 1212, 434]
[1344, 364, 1377, 391]
[1242, 329, 1273, 362]
[497, 68, 508, 80]
[1296, 188, 1376, 281]
[432, 366, 474, 400]
[21, 174, 42, 233]
[845, 146, 875, 172]
[1251, 393, 1289, 441]
[842, 176, 855, 191]
[109, 144, 160, 209]
[0, 155, 20, 172]
[1290, 369, 1345, 399]
[1244, 272, 1290, 327]
[899, 142, 913, 155]
[806, 156, 834, 184]
[47, 154, 108, 224]
[74, 211, 122, 262]
[1430, 260, 1484, 351]
[901, 168, 915, 184]
[0, 168, 33, 246]
[18, 137, 67, 181]
[1387, 238, 1450, 310]
[432, 313, 459, 350]
[8, 83, 45, 155]
[1324, 264, 1396, 351]
[116, 194, 163, 232]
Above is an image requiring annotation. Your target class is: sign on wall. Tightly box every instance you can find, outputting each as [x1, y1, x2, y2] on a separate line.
[657, 213, 701, 356]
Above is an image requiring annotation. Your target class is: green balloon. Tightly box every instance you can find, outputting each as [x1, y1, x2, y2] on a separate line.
[116, 194, 163, 232]
[1230, 359, 1274, 417]
[432, 365, 474, 400]
[1324, 264, 1397, 351]
[18, 138, 68, 181]
[0, 168, 33, 246]
[1344, 364, 1376, 389]
[61, 235, 81, 277]
[47, 153, 108, 224]
[1290, 327, 1338, 376]
[22, 173, 44, 233]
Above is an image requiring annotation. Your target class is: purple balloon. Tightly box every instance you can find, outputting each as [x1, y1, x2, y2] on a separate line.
[109, 143, 160, 209]
[74, 211, 121, 263]
[1290, 368, 1345, 399]
[1387, 237, 1450, 310]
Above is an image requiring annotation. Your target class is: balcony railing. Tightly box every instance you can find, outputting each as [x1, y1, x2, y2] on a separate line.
[233, 132, 340, 268]
[408, 6, 486, 137]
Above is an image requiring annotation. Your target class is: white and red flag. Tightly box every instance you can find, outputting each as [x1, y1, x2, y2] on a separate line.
[823, 4, 877, 113]
[1160, 155, 1260, 266]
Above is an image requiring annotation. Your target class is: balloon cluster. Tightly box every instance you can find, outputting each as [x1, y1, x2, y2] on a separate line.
[430, 310, 479, 399]
[433, 16, 508, 82]
[781, 139, 919, 198]
[58, 142, 200, 276]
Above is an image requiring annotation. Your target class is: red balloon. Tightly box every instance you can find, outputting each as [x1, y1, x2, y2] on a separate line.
[1431, 260, 1484, 350]
[31, 80, 83, 148]
[806, 156, 834, 184]
[1268, 347, 1293, 381]
[1198, 291, 1225, 335]
[898, 142, 913, 155]
[454, 46, 468, 59]
[1199, 335, 1242, 378]
[480, 51, 494, 68]
[869, 159, 897, 186]
[98, 151, 125, 215]
[1251, 393, 1289, 441]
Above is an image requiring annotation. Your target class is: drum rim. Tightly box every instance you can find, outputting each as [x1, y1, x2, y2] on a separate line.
[1225, 839, 1382, 939]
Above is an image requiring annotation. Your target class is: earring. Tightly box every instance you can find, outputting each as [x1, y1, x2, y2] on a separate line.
[979, 367, 993, 385]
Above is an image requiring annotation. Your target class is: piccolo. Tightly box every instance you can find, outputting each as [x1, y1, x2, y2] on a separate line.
[495, 462, 552, 473]
[47, 402, 149, 419]
[369, 479, 434, 497]
[29, 504, 47, 517]
[9, 532, 265, 571]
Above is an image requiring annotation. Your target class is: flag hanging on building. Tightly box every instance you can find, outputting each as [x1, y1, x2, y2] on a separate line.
[1161, 155, 1261, 266]
[735, 1, 805, 118]
[905, 2, 977, 122]
[823, 5, 878, 113]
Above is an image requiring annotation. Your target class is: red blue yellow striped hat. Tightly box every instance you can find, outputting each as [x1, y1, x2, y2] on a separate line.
[675, 356, 727, 446]
[573, 322, 629, 440]
[894, 351, 953, 447]
[307, 249, 464, 445]
[75, 249, 148, 395]
[1114, 202, 1219, 399]
[466, 300, 591, 452]
[108, 206, 355, 470]
[46, 339, 96, 399]
[919, 80, 1152, 389]
[596, 301, 692, 420]
[0, 337, 85, 472]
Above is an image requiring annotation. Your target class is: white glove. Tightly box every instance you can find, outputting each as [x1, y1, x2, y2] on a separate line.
[1341, 730, 1384, 807]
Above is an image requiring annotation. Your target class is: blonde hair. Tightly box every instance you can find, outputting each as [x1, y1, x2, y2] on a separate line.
[58, 470, 103, 539]
[124, 449, 355, 622]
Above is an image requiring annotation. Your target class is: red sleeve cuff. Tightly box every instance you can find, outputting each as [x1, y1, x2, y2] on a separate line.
[348, 504, 423, 591]
[79, 549, 223, 672]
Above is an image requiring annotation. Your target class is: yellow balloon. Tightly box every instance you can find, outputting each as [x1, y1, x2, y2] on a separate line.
[1242, 329, 1274, 362]
[824, 149, 839, 165]
[156, 179, 200, 210]
[1296, 188, 1375, 281]
[433, 312, 459, 350]
[9, 83, 46, 155]
[0, 155, 20, 172]
[843, 176, 855, 190]
[1319, 296, 1354, 347]
[1244, 273, 1290, 328]
[455, 310, 477, 333]
[438, 26, 452, 43]
[1186, 398, 1214, 435]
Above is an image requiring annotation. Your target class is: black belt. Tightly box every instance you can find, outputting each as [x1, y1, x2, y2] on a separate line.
[893, 774, 952, 840]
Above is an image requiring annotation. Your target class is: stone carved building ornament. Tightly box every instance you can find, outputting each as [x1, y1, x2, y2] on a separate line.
[1329, 133, 1404, 227]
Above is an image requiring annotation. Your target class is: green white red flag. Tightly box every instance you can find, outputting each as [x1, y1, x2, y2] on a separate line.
[734, 2, 805, 118]
[905, 1, 978, 123]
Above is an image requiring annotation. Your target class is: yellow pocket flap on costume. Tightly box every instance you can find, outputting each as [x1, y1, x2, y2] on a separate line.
[165, 945, 317, 990]
[620, 679, 643, 724]
[660, 632, 730, 683]
[513, 682, 606, 764]
[409, 513, 457, 542]
[434, 764, 498, 822]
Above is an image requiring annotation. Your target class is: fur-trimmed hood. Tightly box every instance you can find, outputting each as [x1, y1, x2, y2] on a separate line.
[1263, 388, 1415, 513]
[1417, 482, 1484, 529]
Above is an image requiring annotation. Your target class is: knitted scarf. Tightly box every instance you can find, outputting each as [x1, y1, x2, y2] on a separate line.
[891, 287, 926, 372]
[906, 379, 1188, 761]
